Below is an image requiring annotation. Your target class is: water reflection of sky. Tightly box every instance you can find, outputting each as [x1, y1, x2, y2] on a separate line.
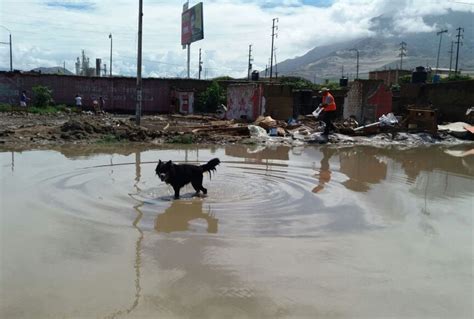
[1, 144, 473, 318]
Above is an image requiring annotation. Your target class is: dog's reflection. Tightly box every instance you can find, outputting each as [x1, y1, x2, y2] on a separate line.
[154, 199, 218, 234]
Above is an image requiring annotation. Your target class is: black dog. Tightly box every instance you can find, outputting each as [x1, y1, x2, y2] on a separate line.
[155, 158, 220, 199]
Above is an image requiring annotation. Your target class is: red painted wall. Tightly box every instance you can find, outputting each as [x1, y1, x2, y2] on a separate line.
[368, 84, 393, 118]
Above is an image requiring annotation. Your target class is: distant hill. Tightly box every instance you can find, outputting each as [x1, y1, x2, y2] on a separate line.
[267, 11, 474, 82]
[31, 67, 74, 75]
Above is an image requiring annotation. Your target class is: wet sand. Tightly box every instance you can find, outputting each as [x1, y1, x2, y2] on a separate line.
[1, 144, 473, 318]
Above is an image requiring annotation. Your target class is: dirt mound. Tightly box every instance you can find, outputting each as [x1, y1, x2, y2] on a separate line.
[59, 116, 162, 142]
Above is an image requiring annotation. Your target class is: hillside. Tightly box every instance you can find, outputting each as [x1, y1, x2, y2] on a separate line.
[269, 11, 474, 82]
[31, 67, 74, 75]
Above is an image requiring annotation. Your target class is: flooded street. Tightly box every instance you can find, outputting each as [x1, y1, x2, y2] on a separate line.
[1, 144, 473, 318]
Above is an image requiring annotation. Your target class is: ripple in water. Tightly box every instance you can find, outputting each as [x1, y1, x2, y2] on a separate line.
[34, 159, 366, 237]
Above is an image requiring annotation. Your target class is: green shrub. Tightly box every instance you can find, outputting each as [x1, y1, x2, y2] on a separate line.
[196, 81, 226, 113]
[168, 134, 194, 144]
[28, 106, 59, 114]
[399, 75, 412, 84]
[0, 103, 13, 112]
[441, 74, 472, 82]
[32, 85, 53, 108]
[96, 134, 121, 144]
[279, 76, 316, 90]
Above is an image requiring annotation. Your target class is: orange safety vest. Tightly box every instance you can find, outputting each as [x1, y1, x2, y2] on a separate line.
[322, 93, 336, 112]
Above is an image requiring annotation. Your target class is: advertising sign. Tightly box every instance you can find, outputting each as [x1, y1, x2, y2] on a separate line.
[181, 2, 204, 45]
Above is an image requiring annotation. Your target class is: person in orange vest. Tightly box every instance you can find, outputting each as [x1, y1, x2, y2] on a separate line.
[319, 87, 337, 136]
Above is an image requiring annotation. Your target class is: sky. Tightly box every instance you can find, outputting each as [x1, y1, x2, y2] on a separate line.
[0, 0, 472, 78]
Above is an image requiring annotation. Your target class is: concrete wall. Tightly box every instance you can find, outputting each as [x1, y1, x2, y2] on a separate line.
[293, 90, 314, 118]
[399, 80, 474, 122]
[264, 84, 293, 120]
[0, 72, 211, 113]
[226, 83, 263, 121]
[343, 79, 392, 123]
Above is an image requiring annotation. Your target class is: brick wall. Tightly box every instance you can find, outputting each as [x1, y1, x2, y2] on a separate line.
[0, 72, 212, 113]
[369, 70, 411, 87]
[400, 80, 474, 122]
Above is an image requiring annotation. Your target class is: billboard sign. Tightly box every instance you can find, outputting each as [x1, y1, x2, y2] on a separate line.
[181, 2, 204, 45]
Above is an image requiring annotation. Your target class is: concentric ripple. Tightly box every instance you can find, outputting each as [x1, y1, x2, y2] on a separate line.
[28, 155, 370, 237]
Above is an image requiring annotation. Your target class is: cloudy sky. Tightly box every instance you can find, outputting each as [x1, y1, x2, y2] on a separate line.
[0, 0, 472, 78]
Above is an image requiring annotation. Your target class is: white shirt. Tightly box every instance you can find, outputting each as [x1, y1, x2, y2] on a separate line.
[75, 96, 82, 106]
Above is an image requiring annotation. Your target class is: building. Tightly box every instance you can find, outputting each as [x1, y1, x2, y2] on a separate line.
[369, 69, 412, 87]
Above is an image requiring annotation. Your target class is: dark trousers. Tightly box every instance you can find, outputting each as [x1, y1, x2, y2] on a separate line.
[320, 111, 336, 135]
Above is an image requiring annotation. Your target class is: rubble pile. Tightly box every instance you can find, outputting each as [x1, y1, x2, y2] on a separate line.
[0, 109, 472, 148]
[59, 117, 162, 142]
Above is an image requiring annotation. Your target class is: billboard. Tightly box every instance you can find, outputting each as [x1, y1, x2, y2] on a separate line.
[181, 2, 204, 45]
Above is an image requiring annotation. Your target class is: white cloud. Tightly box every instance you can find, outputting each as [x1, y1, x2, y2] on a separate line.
[0, 0, 471, 77]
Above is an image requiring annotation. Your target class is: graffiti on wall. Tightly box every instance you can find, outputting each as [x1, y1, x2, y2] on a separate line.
[226, 84, 262, 121]
[177, 92, 194, 114]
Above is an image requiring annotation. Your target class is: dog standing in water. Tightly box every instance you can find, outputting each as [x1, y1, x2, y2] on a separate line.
[155, 158, 220, 199]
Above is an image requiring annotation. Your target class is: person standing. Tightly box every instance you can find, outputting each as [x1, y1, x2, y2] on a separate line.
[92, 96, 99, 114]
[318, 87, 337, 137]
[75, 94, 82, 109]
[20, 90, 29, 107]
[99, 96, 105, 113]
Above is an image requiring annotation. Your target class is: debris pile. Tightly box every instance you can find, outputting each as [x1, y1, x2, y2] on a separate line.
[59, 117, 162, 142]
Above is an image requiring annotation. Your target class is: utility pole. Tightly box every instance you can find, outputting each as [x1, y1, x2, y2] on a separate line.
[269, 17, 278, 80]
[187, 45, 191, 78]
[274, 49, 278, 79]
[198, 48, 203, 80]
[9, 33, 12, 71]
[109, 33, 113, 77]
[265, 64, 268, 78]
[136, 0, 143, 126]
[398, 42, 407, 70]
[63, 61, 66, 73]
[0, 26, 12, 71]
[350, 49, 359, 79]
[454, 27, 464, 76]
[448, 41, 454, 76]
[248, 44, 253, 80]
[435, 29, 448, 74]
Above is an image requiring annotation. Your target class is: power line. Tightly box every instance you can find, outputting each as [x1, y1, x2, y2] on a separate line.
[269, 17, 278, 80]
[435, 29, 448, 74]
[454, 27, 464, 75]
[248, 44, 253, 80]
[448, 40, 455, 76]
[398, 41, 407, 70]
[198, 48, 203, 80]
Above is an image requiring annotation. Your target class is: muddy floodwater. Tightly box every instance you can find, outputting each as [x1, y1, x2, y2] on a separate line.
[1, 144, 473, 318]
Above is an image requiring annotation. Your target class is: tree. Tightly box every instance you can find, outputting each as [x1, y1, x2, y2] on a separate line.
[196, 81, 226, 113]
[32, 85, 53, 108]
[278, 76, 316, 90]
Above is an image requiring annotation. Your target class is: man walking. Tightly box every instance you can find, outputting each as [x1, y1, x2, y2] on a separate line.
[75, 94, 82, 109]
[318, 87, 337, 137]
[20, 90, 29, 107]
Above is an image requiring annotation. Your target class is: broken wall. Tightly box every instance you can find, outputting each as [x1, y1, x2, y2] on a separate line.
[343, 80, 392, 123]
